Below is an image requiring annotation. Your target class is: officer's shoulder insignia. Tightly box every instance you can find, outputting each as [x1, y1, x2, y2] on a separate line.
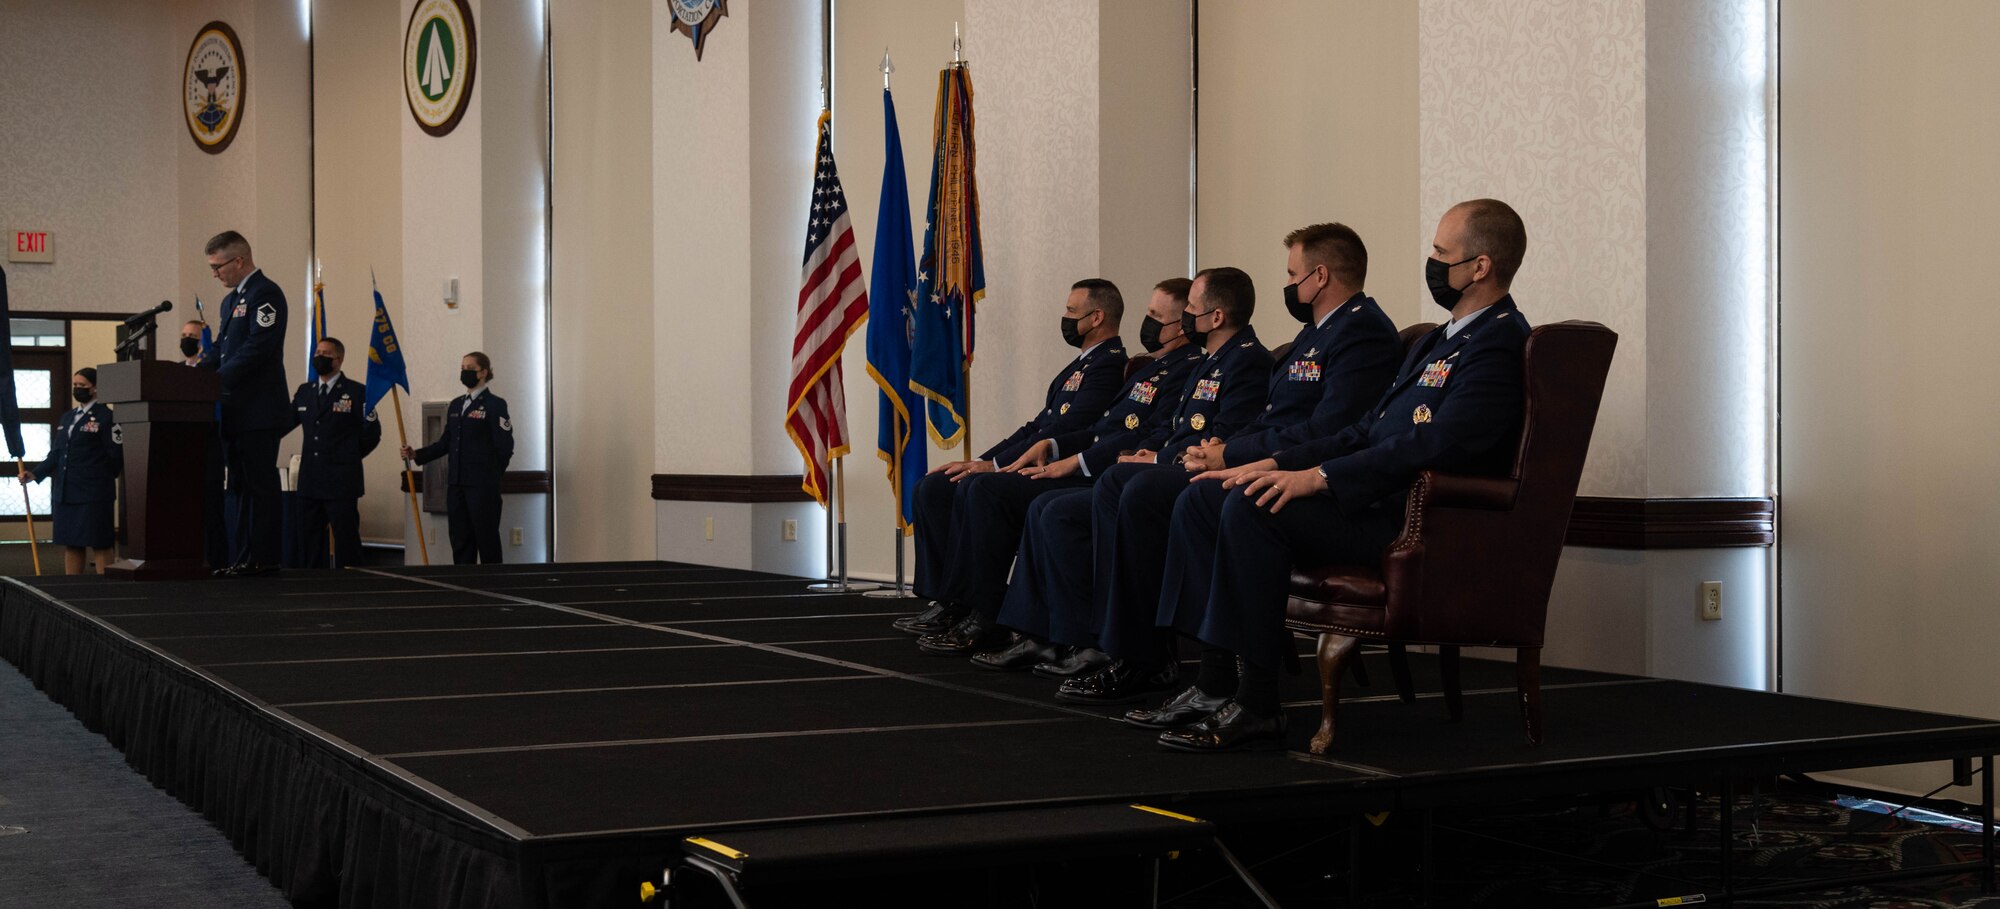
[1497, 312, 1511, 319]
[1238, 340, 1253, 348]
[1351, 305, 1362, 312]
[1108, 346, 1124, 355]
[1124, 413, 1140, 430]
[256, 302, 277, 328]
[498, 415, 511, 431]
[110, 425, 123, 445]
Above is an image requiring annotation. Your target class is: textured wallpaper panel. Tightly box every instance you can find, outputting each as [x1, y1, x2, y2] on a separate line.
[0, 1, 180, 315]
[962, 0, 1101, 449]
[1644, 0, 1770, 498]
[1419, 0, 1647, 497]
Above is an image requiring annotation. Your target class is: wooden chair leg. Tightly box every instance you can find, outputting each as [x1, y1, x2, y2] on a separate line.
[1439, 645, 1463, 722]
[1517, 647, 1544, 745]
[1311, 633, 1360, 755]
[1388, 643, 1416, 703]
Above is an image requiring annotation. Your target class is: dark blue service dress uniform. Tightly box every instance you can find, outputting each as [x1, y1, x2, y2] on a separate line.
[412, 389, 515, 564]
[1162, 297, 1532, 672]
[1106, 296, 1404, 662]
[945, 341, 1209, 621]
[201, 268, 290, 568]
[287, 374, 382, 568]
[910, 339, 1128, 603]
[29, 401, 121, 549]
[1016, 330, 1274, 654]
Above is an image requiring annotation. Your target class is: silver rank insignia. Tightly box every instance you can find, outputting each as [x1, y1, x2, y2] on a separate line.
[256, 302, 277, 328]
[111, 425, 123, 445]
[1412, 405, 1433, 424]
[499, 416, 512, 431]
[1303, 348, 1318, 359]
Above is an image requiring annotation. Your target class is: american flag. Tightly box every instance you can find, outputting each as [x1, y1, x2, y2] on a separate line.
[785, 112, 869, 506]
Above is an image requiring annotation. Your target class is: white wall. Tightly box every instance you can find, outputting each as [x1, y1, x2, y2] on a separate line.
[550, 0, 655, 562]
[0, 0, 180, 318]
[1779, 0, 2000, 795]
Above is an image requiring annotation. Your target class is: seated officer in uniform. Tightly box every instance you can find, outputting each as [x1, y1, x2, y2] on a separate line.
[916, 278, 1206, 658]
[403, 352, 515, 565]
[178, 320, 207, 366]
[892, 280, 1130, 637]
[286, 337, 381, 569]
[1007, 268, 1275, 697]
[1063, 223, 1405, 701]
[1146, 199, 1534, 751]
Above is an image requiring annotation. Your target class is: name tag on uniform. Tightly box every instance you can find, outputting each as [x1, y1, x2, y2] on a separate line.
[1418, 360, 1453, 388]
[1288, 360, 1323, 382]
[1062, 370, 1084, 392]
[1128, 382, 1156, 404]
[1193, 379, 1220, 401]
[469, 409, 486, 420]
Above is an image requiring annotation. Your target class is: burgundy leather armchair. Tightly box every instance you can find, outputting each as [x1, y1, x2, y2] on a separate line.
[1285, 321, 1618, 754]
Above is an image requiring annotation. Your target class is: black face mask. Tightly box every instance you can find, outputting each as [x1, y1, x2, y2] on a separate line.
[1060, 312, 1096, 349]
[311, 355, 335, 377]
[1283, 270, 1325, 324]
[180, 337, 201, 358]
[1138, 316, 1169, 353]
[1180, 309, 1210, 348]
[1426, 256, 1478, 311]
[72, 387, 92, 404]
[460, 369, 481, 389]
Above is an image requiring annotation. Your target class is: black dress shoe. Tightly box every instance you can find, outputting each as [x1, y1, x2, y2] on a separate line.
[917, 614, 1008, 656]
[970, 635, 1061, 671]
[1156, 701, 1288, 752]
[893, 601, 962, 636]
[223, 563, 278, 578]
[1032, 647, 1112, 679]
[1122, 684, 1230, 730]
[1054, 659, 1179, 705]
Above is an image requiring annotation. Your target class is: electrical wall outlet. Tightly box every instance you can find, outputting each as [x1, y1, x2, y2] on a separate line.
[782, 519, 798, 542]
[1699, 581, 1722, 621]
[703, 516, 714, 541]
[510, 527, 524, 546]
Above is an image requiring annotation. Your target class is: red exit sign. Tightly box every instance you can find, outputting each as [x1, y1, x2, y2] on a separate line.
[9, 230, 53, 264]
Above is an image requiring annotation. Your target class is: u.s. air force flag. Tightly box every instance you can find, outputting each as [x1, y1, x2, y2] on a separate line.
[907, 64, 983, 449]
[865, 86, 925, 533]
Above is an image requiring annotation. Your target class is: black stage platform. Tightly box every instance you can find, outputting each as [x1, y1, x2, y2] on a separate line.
[4, 561, 1998, 908]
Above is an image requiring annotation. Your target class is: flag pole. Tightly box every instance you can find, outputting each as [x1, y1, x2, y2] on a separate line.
[16, 461, 39, 576]
[388, 387, 430, 566]
[808, 456, 878, 593]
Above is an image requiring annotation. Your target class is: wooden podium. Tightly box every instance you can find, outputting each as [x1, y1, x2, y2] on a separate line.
[98, 360, 220, 580]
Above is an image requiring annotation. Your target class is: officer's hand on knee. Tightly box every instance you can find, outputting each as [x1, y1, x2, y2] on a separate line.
[1118, 449, 1158, 465]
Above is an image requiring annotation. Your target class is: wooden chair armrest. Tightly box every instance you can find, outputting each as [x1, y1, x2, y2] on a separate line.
[1417, 471, 1519, 511]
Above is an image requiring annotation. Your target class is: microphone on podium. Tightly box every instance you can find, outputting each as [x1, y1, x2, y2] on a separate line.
[124, 300, 173, 326]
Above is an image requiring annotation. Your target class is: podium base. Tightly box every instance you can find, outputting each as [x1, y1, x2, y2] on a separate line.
[107, 558, 211, 581]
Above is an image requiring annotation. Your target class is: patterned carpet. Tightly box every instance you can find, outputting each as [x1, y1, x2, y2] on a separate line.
[1152, 785, 2000, 908]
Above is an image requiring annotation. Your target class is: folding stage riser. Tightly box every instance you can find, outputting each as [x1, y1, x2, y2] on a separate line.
[2, 562, 1996, 908]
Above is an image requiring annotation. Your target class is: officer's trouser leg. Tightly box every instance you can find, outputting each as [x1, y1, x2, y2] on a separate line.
[910, 471, 959, 600]
[1010, 488, 1098, 647]
[299, 496, 332, 569]
[328, 497, 362, 568]
[1095, 463, 1188, 667]
[949, 472, 1090, 620]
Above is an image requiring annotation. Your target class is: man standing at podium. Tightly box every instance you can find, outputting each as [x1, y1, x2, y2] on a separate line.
[199, 230, 289, 577]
